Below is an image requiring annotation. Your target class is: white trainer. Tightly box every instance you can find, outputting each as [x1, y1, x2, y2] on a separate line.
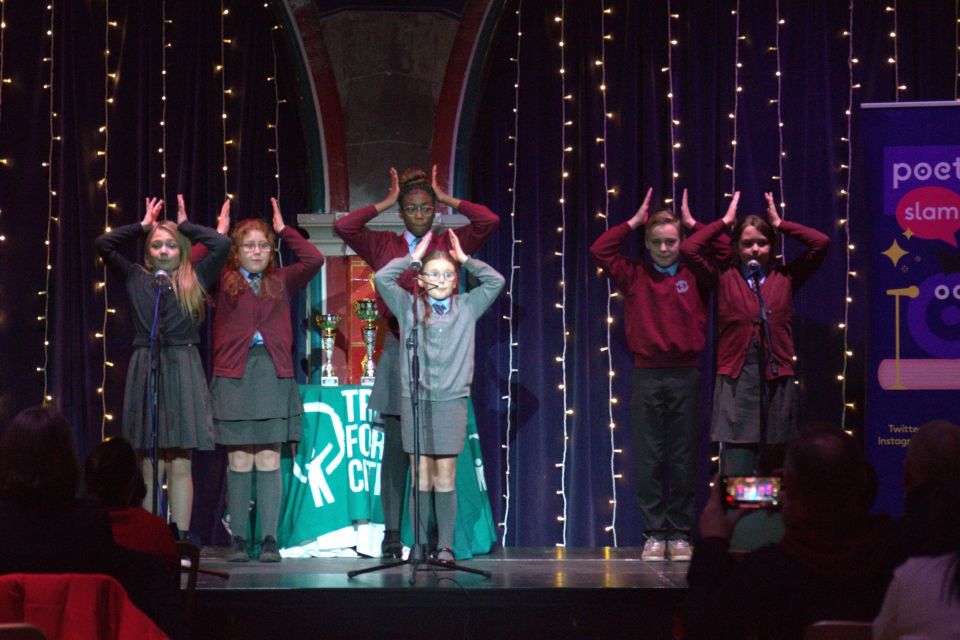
[668, 539, 692, 561]
[641, 538, 666, 562]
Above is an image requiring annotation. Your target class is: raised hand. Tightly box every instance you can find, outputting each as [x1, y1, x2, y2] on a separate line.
[432, 164, 460, 211]
[271, 197, 285, 233]
[411, 230, 433, 262]
[680, 188, 696, 229]
[375, 167, 400, 214]
[722, 191, 740, 227]
[216, 198, 231, 235]
[176, 195, 188, 225]
[627, 187, 653, 230]
[142, 197, 163, 231]
[447, 229, 469, 264]
[763, 192, 782, 229]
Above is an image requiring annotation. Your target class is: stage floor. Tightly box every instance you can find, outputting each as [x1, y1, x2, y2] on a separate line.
[192, 546, 689, 639]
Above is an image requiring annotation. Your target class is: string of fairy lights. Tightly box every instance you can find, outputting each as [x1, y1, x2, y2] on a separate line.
[219, 1, 232, 200]
[598, 3, 619, 546]
[956, 0, 959, 100]
[499, 1, 522, 548]
[890, 3, 906, 99]
[160, 0, 170, 206]
[724, 2, 743, 199]
[268, 11, 282, 200]
[555, 2, 570, 548]
[0, 0, 7, 249]
[97, 1, 116, 435]
[773, 1, 788, 259]
[39, 1, 57, 406]
[666, 4, 679, 206]
[840, 1, 857, 434]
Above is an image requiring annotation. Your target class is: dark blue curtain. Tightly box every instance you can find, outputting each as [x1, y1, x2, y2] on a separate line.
[0, 0, 309, 543]
[468, 0, 958, 547]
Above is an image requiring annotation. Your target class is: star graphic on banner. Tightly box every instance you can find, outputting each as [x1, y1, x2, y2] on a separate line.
[882, 239, 909, 267]
[902, 227, 915, 240]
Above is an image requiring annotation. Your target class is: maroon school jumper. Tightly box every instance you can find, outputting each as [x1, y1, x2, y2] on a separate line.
[589, 222, 710, 367]
[680, 218, 830, 381]
[333, 200, 500, 330]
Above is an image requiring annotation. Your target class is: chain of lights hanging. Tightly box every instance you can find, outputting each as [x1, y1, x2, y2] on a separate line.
[666, 3, 679, 206]
[593, 3, 620, 546]
[97, 1, 117, 435]
[499, 1, 522, 548]
[0, 0, 8, 248]
[955, 0, 959, 100]
[554, 3, 570, 548]
[773, 1, 788, 259]
[219, 2, 231, 199]
[725, 1, 743, 198]
[888, 3, 905, 98]
[160, 0, 170, 207]
[268, 13, 282, 199]
[40, 1, 57, 405]
[840, 2, 858, 433]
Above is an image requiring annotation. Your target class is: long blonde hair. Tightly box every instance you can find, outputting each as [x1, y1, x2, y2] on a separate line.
[144, 221, 208, 323]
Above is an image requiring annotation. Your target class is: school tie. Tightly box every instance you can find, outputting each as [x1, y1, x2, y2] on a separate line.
[249, 273, 263, 295]
[432, 303, 446, 316]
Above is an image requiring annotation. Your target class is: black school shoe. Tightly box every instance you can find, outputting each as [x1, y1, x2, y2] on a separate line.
[381, 530, 403, 560]
[226, 536, 250, 562]
[259, 536, 281, 563]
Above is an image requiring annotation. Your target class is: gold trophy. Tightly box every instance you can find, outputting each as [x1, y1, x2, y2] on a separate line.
[314, 312, 341, 386]
[353, 299, 380, 386]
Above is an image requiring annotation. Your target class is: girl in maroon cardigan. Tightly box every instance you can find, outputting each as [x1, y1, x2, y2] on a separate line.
[209, 198, 324, 562]
[681, 192, 830, 475]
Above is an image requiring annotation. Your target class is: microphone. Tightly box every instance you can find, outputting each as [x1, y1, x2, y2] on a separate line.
[746, 259, 763, 285]
[154, 269, 172, 291]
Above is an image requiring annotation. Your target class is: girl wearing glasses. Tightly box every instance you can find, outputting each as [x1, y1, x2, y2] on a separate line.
[95, 196, 230, 540]
[333, 166, 499, 560]
[207, 197, 324, 562]
[374, 229, 504, 565]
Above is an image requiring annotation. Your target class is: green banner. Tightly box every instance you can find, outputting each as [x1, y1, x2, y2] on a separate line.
[277, 385, 496, 560]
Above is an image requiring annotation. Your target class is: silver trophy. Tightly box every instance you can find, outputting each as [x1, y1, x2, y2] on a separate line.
[314, 312, 342, 386]
[353, 299, 380, 386]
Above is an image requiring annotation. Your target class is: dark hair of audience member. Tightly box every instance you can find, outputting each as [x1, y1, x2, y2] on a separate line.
[784, 427, 867, 513]
[930, 471, 960, 602]
[0, 406, 80, 505]
[85, 436, 143, 508]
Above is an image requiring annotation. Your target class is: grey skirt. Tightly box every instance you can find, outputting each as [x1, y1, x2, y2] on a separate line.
[368, 331, 402, 417]
[711, 342, 798, 444]
[211, 345, 303, 445]
[122, 345, 215, 451]
[400, 396, 467, 456]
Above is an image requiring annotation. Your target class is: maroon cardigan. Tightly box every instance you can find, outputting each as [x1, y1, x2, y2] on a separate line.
[680, 218, 830, 380]
[209, 226, 324, 378]
[333, 200, 500, 329]
[589, 222, 711, 368]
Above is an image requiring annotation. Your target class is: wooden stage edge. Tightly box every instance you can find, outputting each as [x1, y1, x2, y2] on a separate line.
[192, 546, 689, 639]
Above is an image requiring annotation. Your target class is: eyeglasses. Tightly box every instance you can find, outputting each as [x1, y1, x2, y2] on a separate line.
[402, 204, 435, 215]
[241, 241, 272, 252]
[423, 270, 457, 282]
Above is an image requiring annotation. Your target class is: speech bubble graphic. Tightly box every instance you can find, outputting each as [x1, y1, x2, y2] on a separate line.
[895, 186, 960, 246]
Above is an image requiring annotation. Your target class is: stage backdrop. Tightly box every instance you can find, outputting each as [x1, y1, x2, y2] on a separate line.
[861, 102, 960, 516]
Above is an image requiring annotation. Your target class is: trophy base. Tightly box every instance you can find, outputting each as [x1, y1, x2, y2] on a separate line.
[360, 376, 376, 387]
[321, 376, 339, 387]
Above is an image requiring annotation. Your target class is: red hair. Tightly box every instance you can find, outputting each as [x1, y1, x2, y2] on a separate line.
[222, 218, 283, 300]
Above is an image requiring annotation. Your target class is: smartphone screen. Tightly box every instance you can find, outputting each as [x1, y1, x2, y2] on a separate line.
[721, 476, 782, 510]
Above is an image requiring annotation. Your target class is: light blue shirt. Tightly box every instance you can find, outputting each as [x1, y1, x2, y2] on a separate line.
[431, 297, 451, 313]
[653, 262, 678, 276]
[403, 230, 423, 255]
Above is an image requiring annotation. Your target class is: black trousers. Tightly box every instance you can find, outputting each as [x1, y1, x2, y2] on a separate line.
[631, 366, 701, 541]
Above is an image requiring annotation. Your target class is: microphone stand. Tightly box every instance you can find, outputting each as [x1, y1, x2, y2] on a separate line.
[749, 266, 777, 474]
[148, 276, 165, 518]
[349, 274, 490, 582]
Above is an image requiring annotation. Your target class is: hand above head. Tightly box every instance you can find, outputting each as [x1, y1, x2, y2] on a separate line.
[142, 197, 163, 231]
[763, 192, 782, 229]
[375, 167, 400, 214]
[721, 191, 740, 227]
[411, 230, 433, 262]
[680, 188, 697, 229]
[432, 164, 460, 211]
[627, 187, 653, 230]
[447, 229, 469, 264]
[175, 194, 188, 225]
[216, 198, 231, 235]
[271, 197, 285, 233]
